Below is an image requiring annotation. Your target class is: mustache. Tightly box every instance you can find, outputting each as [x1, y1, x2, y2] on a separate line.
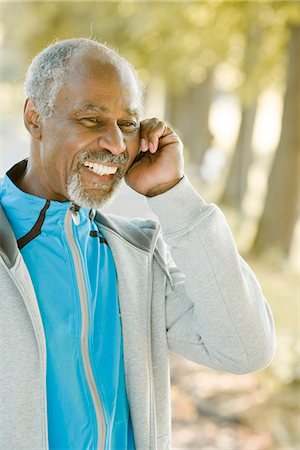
[77, 150, 128, 167]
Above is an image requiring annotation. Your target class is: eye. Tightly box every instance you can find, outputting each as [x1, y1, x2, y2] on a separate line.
[118, 121, 138, 132]
[80, 117, 98, 126]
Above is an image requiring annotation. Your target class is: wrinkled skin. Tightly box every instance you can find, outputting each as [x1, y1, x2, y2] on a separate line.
[19, 51, 184, 207]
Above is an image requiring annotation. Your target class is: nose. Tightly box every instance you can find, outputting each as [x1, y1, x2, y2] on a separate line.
[97, 124, 126, 155]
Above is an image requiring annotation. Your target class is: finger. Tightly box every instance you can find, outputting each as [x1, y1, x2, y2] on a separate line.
[139, 118, 160, 138]
[139, 137, 148, 152]
[148, 121, 166, 153]
[140, 119, 166, 153]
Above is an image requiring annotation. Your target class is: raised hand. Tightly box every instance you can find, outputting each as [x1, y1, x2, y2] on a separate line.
[125, 118, 184, 197]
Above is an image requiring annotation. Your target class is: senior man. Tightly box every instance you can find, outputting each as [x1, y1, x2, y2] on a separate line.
[0, 38, 275, 450]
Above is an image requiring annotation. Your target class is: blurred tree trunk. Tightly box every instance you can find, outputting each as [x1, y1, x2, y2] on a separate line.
[165, 69, 214, 166]
[220, 22, 261, 209]
[220, 98, 258, 208]
[252, 24, 300, 256]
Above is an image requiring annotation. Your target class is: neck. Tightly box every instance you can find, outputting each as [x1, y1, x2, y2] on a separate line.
[11, 151, 68, 203]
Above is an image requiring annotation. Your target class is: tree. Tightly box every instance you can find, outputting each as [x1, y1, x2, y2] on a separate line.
[165, 69, 214, 166]
[220, 2, 300, 210]
[220, 20, 262, 208]
[252, 24, 300, 257]
[220, 100, 258, 208]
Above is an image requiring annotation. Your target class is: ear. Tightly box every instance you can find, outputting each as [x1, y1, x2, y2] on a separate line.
[23, 98, 42, 139]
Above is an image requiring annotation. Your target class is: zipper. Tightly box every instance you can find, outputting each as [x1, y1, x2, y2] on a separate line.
[147, 255, 156, 449]
[65, 204, 106, 450]
[147, 226, 161, 449]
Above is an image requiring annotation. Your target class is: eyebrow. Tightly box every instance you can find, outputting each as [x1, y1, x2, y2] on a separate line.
[73, 104, 140, 117]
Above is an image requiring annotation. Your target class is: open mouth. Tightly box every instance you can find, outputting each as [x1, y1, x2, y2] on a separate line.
[83, 161, 118, 176]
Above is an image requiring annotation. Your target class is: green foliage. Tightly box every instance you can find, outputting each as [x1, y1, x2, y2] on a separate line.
[1, 1, 300, 94]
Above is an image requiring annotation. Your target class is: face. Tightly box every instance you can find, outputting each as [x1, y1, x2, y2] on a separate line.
[33, 55, 141, 208]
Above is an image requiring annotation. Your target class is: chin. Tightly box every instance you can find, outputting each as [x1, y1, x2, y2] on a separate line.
[66, 171, 121, 209]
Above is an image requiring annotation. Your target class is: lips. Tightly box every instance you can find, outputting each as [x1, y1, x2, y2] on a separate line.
[83, 161, 118, 176]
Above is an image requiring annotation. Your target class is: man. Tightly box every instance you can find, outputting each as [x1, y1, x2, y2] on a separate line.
[0, 38, 275, 450]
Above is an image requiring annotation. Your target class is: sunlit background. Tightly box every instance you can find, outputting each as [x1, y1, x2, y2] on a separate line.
[1, 1, 299, 449]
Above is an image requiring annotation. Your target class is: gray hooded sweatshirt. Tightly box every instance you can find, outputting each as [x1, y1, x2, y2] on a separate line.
[0, 176, 276, 450]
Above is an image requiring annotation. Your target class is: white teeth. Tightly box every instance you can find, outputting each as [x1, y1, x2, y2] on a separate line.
[83, 161, 118, 175]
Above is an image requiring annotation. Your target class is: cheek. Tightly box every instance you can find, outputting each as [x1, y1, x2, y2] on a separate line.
[43, 131, 81, 167]
[41, 141, 76, 187]
[126, 135, 140, 163]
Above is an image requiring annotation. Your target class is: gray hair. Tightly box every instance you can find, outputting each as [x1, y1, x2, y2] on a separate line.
[25, 38, 144, 118]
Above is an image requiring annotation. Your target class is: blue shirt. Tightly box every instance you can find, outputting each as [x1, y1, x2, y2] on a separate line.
[0, 172, 135, 450]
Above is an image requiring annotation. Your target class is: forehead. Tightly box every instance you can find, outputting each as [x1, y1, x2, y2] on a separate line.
[57, 54, 140, 115]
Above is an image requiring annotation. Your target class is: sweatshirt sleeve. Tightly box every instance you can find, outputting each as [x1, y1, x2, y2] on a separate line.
[147, 176, 276, 374]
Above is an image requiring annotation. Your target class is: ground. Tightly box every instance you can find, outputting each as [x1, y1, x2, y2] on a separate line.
[170, 259, 300, 450]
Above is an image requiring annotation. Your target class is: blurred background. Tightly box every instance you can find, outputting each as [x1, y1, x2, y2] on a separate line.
[1, 1, 299, 449]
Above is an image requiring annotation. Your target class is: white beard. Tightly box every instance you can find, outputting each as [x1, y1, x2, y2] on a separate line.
[66, 150, 127, 209]
[66, 169, 123, 209]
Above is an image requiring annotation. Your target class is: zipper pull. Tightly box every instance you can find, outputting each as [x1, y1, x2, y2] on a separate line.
[70, 203, 80, 225]
[89, 209, 95, 222]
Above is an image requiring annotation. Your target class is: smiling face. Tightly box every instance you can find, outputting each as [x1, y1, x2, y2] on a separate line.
[25, 52, 141, 208]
